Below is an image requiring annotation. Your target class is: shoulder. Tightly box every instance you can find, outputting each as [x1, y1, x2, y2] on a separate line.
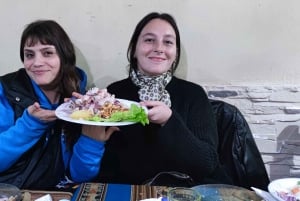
[168, 77, 207, 96]
[75, 67, 87, 80]
[107, 77, 139, 100]
[108, 78, 131, 86]
[0, 68, 27, 83]
[0, 69, 33, 95]
[107, 77, 134, 92]
[75, 67, 87, 93]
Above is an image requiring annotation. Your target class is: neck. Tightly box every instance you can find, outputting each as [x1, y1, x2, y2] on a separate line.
[42, 88, 60, 104]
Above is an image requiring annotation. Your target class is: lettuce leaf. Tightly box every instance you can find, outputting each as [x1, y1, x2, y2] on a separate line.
[88, 104, 149, 126]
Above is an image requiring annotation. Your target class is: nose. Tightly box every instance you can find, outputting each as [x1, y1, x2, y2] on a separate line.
[32, 54, 44, 67]
[154, 49, 163, 54]
[154, 41, 164, 54]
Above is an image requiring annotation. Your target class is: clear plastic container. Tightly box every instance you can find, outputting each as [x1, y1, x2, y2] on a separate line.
[0, 183, 22, 201]
[168, 187, 201, 201]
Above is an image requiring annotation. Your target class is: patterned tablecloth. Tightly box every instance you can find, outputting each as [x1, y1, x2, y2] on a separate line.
[71, 183, 168, 201]
[21, 183, 262, 201]
[70, 183, 262, 201]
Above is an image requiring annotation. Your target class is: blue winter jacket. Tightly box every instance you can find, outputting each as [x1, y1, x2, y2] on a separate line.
[0, 67, 105, 189]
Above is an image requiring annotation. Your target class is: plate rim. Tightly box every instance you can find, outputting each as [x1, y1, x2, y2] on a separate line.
[268, 177, 300, 201]
[55, 98, 146, 126]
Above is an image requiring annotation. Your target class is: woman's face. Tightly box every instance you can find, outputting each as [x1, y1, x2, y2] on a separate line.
[23, 40, 61, 88]
[135, 19, 177, 76]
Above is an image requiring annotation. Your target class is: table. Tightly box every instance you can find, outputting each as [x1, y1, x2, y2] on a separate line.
[70, 183, 262, 201]
[21, 183, 164, 201]
[192, 184, 262, 201]
[71, 183, 168, 201]
[21, 183, 263, 201]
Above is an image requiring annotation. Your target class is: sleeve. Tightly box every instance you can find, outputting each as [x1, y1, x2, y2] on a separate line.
[68, 135, 105, 182]
[158, 86, 220, 181]
[0, 84, 50, 172]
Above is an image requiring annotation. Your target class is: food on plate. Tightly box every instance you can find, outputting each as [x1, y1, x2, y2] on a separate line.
[276, 180, 300, 201]
[68, 87, 149, 125]
[291, 184, 300, 195]
[70, 110, 92, 120]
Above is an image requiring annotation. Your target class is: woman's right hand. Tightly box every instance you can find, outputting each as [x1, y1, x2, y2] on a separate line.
[27, 102, 57, 122]
[82, 125, 119, 142]
[140, 100, 172, 125]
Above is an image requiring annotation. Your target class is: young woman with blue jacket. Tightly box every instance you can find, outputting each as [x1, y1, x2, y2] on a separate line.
[0, 20, 115, 190]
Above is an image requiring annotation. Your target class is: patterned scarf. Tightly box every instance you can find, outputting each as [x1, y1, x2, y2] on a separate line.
[130, 69, 172, 107]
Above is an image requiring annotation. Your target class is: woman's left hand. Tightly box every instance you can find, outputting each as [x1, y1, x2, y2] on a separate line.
[64, 92, 83, 102]
[140, 101, 172, 125]
[82, 125, 119, 142]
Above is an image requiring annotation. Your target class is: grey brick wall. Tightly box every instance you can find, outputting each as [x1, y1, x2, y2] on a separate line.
[204, 85, 300, 181]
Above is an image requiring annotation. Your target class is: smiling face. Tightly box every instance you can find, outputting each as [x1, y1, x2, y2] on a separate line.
[135, 19, 177, 76]
[23, 40, 61, 88]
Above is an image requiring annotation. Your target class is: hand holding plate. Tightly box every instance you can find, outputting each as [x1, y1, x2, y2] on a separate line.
[82, 125, 119, 142]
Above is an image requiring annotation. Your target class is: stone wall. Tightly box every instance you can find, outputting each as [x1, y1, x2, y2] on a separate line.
[204, 85, 300, 181]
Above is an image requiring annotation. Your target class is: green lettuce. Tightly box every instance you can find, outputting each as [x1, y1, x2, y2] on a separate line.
[88, 104, 149, 126]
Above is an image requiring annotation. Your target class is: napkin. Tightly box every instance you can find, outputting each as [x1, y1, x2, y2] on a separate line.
[34, 194, 53, 201]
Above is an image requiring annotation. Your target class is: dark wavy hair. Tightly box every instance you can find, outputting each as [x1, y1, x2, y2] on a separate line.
[20, 19, 80, 97]
[127, 12, 181, 75]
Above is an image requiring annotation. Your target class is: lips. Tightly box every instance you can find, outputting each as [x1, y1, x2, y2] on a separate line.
[148, 56, 166, 62]
[32, 70, 48, 75]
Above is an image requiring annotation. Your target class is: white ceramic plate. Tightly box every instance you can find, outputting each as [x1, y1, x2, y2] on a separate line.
[55, 99, 147, 126]
[268, 178, 300, 201]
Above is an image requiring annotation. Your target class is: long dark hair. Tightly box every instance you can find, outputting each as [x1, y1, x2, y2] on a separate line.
[20, 19, 80, 97]
[127, 12, 181, 74]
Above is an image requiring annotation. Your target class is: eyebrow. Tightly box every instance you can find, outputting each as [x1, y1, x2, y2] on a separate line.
[141, 32, 176, 39]
[23, 46, 56, 51]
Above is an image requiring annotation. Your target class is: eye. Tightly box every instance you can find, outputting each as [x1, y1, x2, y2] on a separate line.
[43, 50, 55, 57]
[164, 40, 174, 46]
[144, 38, 155, 43]
[24, 52, 34, 59]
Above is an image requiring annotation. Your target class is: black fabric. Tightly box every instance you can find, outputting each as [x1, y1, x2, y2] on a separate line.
[0, 68, 64, 190]
[0, 69, 37, 121]
[142, 171, 195, 187]
[209, 99, 270, 190]
[97, 77, 232, 187]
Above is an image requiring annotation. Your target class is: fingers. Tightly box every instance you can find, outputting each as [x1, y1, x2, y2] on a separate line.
[100, 126, 119, 141]
[140, 100, 161, 108]
[27, 102, 41, 114]
[140, 101, 172, 125]
[64, 92, 84, 102]
[27, 102, 57, 122]
[72, 92, 83, 99]
[82, 125, 119, 142]
[106, 126, 120, 137]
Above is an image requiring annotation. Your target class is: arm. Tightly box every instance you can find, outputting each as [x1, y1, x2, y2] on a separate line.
[68, 135, 105, 182]
[160, 111, 219, 178]
[0, 85, 50, 171]
[66, 125, 119, 182]
[158, 87, 220, 180]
